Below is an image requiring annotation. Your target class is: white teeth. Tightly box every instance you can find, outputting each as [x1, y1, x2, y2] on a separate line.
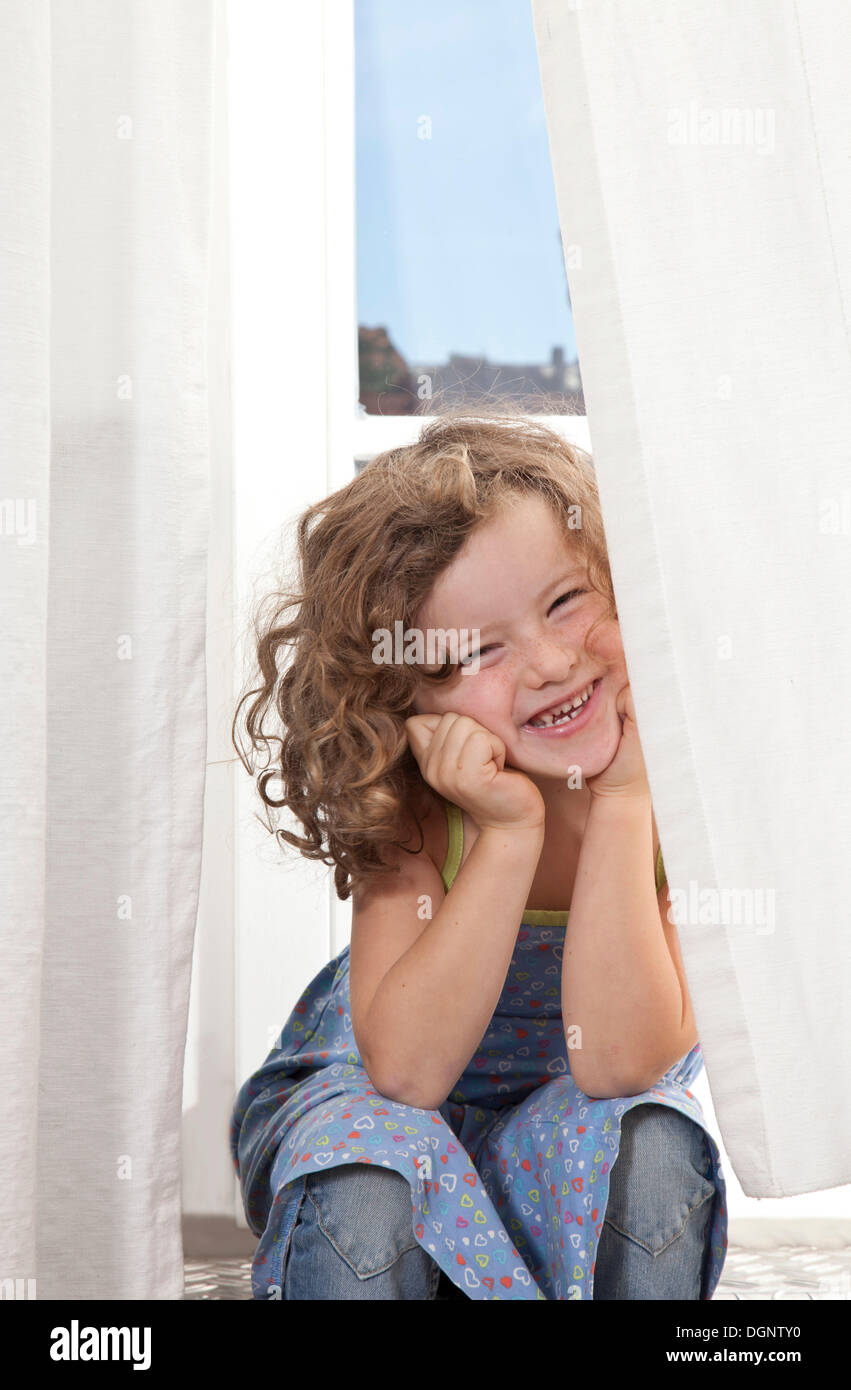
[527, 681, 596, 728]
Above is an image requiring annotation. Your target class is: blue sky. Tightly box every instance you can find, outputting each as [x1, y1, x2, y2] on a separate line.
[355, 0, 578, 366]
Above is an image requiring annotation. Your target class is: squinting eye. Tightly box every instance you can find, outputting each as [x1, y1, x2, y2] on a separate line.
[459, 644, 496, 666]
[551, 588, 586, 611]
[459, 590, 587, 666]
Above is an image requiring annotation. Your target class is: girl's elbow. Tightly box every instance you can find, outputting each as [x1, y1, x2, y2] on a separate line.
[580, 1075, 648, 1100]
[571, 1059, 658, 1100]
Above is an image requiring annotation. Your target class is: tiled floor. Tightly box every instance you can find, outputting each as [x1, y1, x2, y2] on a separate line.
[183, 1246, 851, 1300]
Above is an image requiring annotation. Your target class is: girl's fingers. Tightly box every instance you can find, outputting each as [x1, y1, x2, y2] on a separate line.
[429, 713, 481, 769]
[404, 716, 436, 768]
[432, 717, 505, 788]
[456, 726, 504, 778]
[404, 713, 442, 743]
[432, 713, 475, 765]
[404, 711, 459, 767]
[404, 711, 503, 787]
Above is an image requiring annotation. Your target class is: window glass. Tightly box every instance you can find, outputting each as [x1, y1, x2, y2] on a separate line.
[355, 0, 583, 415]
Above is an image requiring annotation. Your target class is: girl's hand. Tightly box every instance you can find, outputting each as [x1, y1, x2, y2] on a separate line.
[585, 682, 651, 800]
[404, 712, 546, 832]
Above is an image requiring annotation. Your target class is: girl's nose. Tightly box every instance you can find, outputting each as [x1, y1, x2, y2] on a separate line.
[521, 636, 580, 685]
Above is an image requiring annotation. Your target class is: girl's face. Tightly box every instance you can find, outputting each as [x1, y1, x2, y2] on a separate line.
[410, 492, 628, 785]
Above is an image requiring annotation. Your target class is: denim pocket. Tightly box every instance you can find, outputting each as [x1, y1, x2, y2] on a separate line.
[305, 1163, 421, 1278]
[602, 1103, 717, 1256]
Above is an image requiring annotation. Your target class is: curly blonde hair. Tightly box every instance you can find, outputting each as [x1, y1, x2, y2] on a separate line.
[232, 398, 616, 901]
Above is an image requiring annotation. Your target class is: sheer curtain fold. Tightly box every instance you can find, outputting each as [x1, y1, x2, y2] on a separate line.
[531, 0, 851, 1196]
[0, 0, 217, 1298]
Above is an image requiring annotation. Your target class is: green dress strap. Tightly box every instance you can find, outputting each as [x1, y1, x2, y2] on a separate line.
[655, 843, 667, 893]
[440, 796, 667, 900]
[439, 798, 464, 896]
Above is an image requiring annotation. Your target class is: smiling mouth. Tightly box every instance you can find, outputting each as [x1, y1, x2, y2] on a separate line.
[520, 678, 602, 733]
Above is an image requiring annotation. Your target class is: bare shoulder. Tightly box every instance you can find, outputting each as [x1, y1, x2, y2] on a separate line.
[350, 783, 446, 906]
[397, 781, 448, 881]
[372, 783, 447, 878]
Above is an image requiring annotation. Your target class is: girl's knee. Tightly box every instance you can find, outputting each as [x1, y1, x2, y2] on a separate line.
[605, 1104, 716, 1256]
[621, 1102, 712, 1177]
[301, 1163, 424, 1279]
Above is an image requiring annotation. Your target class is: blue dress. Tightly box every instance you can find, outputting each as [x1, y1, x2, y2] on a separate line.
[230, 797, 728, 1300]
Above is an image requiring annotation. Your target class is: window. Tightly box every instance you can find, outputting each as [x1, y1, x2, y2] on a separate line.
[355, 0, 583, 420]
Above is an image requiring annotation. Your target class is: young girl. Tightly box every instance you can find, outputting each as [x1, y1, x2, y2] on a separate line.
[229, 406, 727, 1301]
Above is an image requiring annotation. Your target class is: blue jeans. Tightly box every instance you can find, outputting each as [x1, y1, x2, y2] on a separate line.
[279, 1102, 717, 1300]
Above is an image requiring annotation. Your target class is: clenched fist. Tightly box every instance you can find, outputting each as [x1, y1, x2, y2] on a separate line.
[404, 712, 546, 832]
[585, 682, 651, 800]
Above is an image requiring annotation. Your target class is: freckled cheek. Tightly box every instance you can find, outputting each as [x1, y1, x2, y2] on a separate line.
[432, 668, 508, 726]
[462, 669, 517, 728]
[601, 635, 626, 674]
[414, 685, 486, 721]
[585, 622, 623, 670]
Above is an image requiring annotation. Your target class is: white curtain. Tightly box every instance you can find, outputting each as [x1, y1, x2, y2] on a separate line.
[0, 0, 218, 1298]
[531, 0, 851, 1197]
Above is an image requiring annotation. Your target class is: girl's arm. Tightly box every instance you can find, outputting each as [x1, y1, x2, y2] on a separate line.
[562, 789, 697, 1098]
[353, 709, 547, 1112]
[564, 680, 697, 1098]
